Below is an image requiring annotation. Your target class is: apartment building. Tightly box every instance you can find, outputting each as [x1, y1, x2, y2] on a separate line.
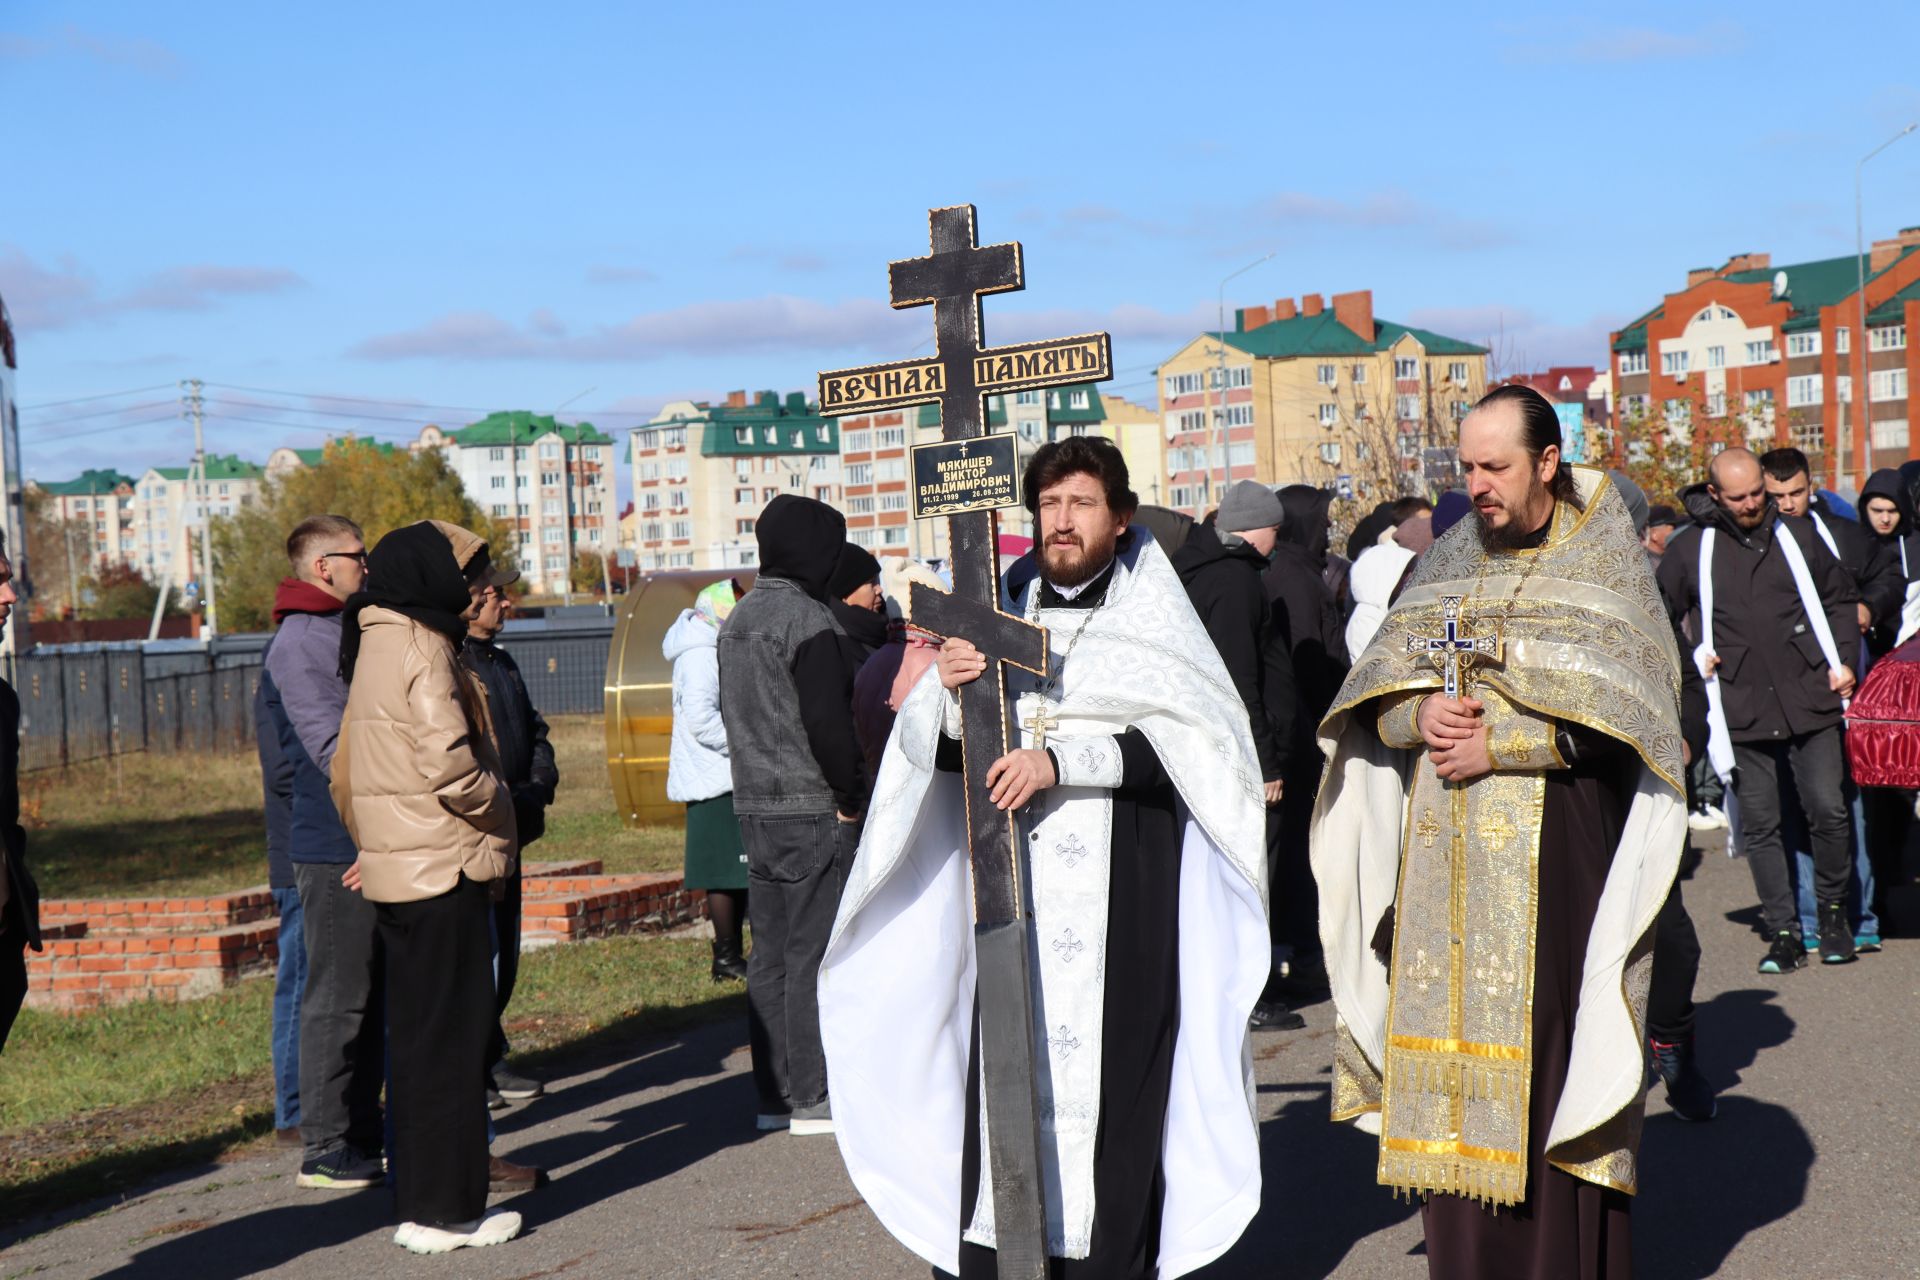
[1156, 290, 1488, 510]
[630, 391, 840, 570]
[1610, 227, 1920, 485]
[34, 468, 137, 568]
[129, 455, 263, 587]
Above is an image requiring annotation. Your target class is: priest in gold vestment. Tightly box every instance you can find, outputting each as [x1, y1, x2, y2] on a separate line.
[1312, 387, 1688, 1280]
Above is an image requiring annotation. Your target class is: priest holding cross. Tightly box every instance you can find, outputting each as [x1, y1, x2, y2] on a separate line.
[818, 207, 1269, 1280]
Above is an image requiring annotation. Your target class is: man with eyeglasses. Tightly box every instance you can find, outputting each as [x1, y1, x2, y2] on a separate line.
[261, 514, 390, 1191]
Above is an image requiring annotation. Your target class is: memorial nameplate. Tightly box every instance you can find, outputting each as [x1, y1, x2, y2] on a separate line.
[911, 432, 1020, 518]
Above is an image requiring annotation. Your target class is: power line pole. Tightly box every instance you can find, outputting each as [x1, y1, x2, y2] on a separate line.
[181, 379, 215, 637]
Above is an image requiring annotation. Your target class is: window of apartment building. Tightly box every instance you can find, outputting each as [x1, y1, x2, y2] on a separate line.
[643, 492, 661, 511]
[1836, 328, 1850, 354]
[1316, 364, 1336, 386]
[1745, 389, 1777, 422]
[880, 527, 907, 546]
[877, 458, 906, 483]
[543, 528, 563, 543]
[1787, 375, 1823, 407]
[643, 521, 663, 541]
[1665, 399, 1692, 428]
[539, 443, 560, 459]
[1620, 393, 1650, 419]
[1619, 350, 1648, 375]
[488, 447, 505, 462]
[788, 473, 804, 491]
[1397, 432, 1420, 459]
[809, 454, 831, 472]
[1787, 332, 1821, 358]
[1448, 362, 1470, 383]
[668, 552, 695, 567]
[538, 470, 559, 486]
[516, 474, 528, 488]
[1706, 390, 1727, 416]
[1838, 376, 1853, 403]
[1744, 340, 1773, 365]
[491, 504, 507, 517]
[1662, 350, 1690, 375]
[543, 499, 562, 515]
[1067, 390, 1090, 409]
[1016, 391, 1039, 405]
[1318, 442, 1341, 465]
[814, 426, 829, 445]
[668, 459, 689, 481]
[641, 463, 660, 481]
[1394, 357, 1420, 380]
[517, 502, 530, 516]
[1342, 364, 1363, 386]
[1790, 422, 1825, 453]
[734, 427, 753, 445]
[1228, 442, 1255, 467]
[737, 519, 756, 535]
[1395, 394, 1420, 420]
[849, 496, 876, 515]
[636, 430, 658, 450]
[1874, 419, 1911, 450]
[1706, 345, 1726, 369]
[880, 493, 907, 512]
[851, 528, 877, 548]
[1870, 324, 1907, 351]
[669, 520, 692, 540]
[848, 463, 873, 485]
[1176, 409, 1206, 433]
[1018, 421, 1042, 443]
[1047, 391, 1062, 411]
[491, 475, 506, 489]
[1170, 485, 1198, 510]
[1220, 404, 1254, 427]
[877, 426, 906, 448]
[762, 457, 781, 474]
[813, 486, 834, 502]
[1872, 368, 1910, 401]
[1318, 403, 1338, 426]
[663, 428, 687, 448]
[587, 501, 602, 515]
[1210, 366, 1251, 390]
[1165, 371, 1205, 398]
[669, 488, 689, 507]
[841, 427, 872, 452]
[758, 486, 777, 502]
[584, 446, 600, 461]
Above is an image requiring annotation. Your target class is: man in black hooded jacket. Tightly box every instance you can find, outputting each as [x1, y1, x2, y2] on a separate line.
[718, 495, 868, 1136]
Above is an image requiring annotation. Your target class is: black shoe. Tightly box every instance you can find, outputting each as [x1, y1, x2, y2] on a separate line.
[1758, 930, 1806, 975]
[1817, 900, 1858, 964]
[1648, 1035, 1717, 1122]
[491, 1062, 544, 1101]
[1249, 1000, 1305, 1031]
[297, 1146, 384, 1189]
[711, 939, 749, 983]
[486, 1087, 508, 1111]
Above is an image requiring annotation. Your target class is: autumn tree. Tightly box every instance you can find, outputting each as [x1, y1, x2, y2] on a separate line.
[79, 563, 177, 620]
[22, 487, 89, 619]
[569, 550, 607, 597]
[211, 439, 516, 632]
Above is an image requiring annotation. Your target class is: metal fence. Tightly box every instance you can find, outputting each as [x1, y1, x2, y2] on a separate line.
[12, 616, 613, 772]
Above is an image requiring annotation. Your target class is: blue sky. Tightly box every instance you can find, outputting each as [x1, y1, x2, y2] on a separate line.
[4, 0, 1919, 496]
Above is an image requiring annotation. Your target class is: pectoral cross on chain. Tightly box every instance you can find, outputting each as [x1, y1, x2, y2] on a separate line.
[1406, 595, 1502, 700]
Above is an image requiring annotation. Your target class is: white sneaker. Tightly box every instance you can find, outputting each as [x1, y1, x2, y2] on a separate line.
[789, 1102, 834, 1136]
[394, 1208, 523, 1254]
[1687, 804, 1728, 832]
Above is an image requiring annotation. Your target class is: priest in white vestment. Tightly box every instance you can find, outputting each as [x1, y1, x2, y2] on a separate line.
[820, 437, 1270, 1279]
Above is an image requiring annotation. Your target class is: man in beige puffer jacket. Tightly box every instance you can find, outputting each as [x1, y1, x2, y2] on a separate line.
[332, 519, 522, 1255]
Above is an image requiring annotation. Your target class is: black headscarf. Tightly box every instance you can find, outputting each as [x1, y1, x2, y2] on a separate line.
[339, 521, 486, 682]
[1277, 485, 1334, 567]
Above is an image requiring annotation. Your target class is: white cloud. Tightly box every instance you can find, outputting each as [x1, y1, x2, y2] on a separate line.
[1500, 20, 1744, 65]
[0, 247, 305, 330]
[0, 24, 183, 76]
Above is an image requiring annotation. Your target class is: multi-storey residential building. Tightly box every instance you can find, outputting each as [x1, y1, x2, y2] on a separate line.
[630, 391, 840, 570]
[415, 413, 618, 594]
[33, 469, 137, 569]
[1496, 368, 1611, 464]
[130, 454, 263, 587]
[1610, 228, 1920, 486]
[1156, 290, 1488, 511]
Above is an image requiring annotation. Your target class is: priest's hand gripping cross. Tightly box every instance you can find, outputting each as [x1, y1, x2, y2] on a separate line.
[1406, 595, 1502, 700]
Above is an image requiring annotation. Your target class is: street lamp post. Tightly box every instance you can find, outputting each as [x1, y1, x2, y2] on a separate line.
[1209, 252, 1276, 515]
[1848, 121, 1918, 490]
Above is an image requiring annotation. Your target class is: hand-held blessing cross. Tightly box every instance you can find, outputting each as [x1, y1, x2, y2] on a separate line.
[1405, 595, 1502, 700]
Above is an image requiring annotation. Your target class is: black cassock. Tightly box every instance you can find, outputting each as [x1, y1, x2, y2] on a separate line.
[1417, 519, 1637, 1280]
[935, 563, 1184, 1280]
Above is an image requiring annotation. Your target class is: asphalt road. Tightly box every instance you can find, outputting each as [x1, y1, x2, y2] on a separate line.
[3, 837, 1916, 1279]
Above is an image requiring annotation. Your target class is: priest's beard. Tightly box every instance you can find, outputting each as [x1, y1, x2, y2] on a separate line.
[1041, 527, 1120, 589]
[1475, 482, 1555, 551]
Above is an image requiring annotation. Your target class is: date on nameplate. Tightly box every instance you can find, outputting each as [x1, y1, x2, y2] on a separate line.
[911, 432, 1020, 518]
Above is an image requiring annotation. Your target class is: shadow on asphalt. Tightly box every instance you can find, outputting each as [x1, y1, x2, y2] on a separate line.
[1636, 986, 1809, 1279]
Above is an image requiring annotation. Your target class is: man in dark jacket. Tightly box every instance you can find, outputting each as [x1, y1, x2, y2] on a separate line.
[1858, 467, 1920, 657]
[1263, 484, 1349, 982]
[718, 495, 868, 1136]
[1657, 449, 1862, 972]
[264, 514, 387, 1191]
[463, 565, 559, 1103]
[1173, 480, 1301, 1029]
[0, 542, 36, 1054]
[254, 656, 304, 1143]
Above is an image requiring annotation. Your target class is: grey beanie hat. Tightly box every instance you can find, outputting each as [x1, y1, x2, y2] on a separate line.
[1217, 479, 1285, 533]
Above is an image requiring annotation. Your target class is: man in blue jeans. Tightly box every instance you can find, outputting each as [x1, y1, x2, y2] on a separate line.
[265, 514, 387, 1190]
[254, 657, 305, 1144]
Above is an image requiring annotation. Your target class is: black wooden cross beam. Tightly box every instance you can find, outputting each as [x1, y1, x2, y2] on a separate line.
[822, 205, 1111, 1280]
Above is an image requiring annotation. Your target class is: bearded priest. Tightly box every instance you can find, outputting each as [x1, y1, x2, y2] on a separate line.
[1313, 385, 1688, 1280]
[819, 436, 1270, 1279]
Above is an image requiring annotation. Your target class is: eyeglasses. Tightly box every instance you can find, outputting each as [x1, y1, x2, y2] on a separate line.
[322, 551, 368, 564]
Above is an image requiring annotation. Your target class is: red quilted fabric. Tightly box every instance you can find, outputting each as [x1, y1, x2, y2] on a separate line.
[1846, 635, 1920, 787]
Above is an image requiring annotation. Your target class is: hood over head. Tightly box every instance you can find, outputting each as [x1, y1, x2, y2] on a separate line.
[340, 519, 486, 682]
[756, 495, 846, 601]
[1860, 467, 1913, 537]
[1132, 504, 1195, 556]
[662, 607, 719, 660]
[1276, 484, 1333, 564]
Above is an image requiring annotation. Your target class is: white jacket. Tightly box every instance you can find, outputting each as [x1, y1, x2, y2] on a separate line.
[663, 609, 733, 803]
[1345, 542, 1416, 664]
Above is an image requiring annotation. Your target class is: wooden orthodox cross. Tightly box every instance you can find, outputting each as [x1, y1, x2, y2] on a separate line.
[1405, 594, 1502, 700]
[820, 205, 1111, 1279]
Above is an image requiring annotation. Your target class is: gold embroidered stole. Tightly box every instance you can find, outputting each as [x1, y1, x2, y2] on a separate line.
[1378, 683, 1546, 1206]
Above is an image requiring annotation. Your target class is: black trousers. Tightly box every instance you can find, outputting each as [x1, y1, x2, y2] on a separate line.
[0, 922, 25, 1053]
[295, 862, 386, 1158]
[378, 876, 495, 1228]
[1645, 881, 1701, 1043]
[488, 865, 523, 1068]
[1732, 727, 1851, 935]
[739, 812, 855, 1113]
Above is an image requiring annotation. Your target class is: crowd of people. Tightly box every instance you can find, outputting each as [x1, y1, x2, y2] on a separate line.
[0, 385, 1912, 1273]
